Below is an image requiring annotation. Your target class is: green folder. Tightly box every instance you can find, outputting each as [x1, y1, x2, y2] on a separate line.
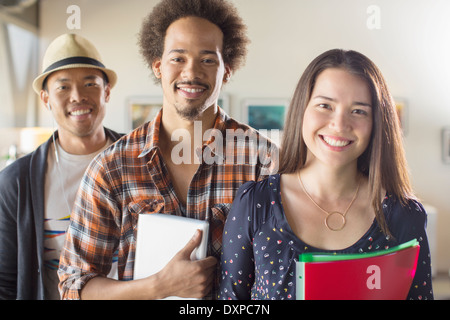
[299, 239, 419, 262]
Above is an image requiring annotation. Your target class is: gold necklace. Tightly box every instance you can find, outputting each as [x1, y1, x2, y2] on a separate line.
[297, 172, 361, 231]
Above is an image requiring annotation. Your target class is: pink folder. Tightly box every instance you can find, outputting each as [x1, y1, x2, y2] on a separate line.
[295, 239, 420, 300]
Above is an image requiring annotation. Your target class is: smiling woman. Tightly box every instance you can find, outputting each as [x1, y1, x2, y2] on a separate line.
[302, 68, 373, 168]
[219, 49, 433, 300]
[280, 49, 410, 238]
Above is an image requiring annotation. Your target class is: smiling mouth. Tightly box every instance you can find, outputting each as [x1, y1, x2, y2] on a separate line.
[177, 87, 205, 94]
[321, 135, 353, 147]
[69, 109, 92, 116]
[175, 81, 209, 98]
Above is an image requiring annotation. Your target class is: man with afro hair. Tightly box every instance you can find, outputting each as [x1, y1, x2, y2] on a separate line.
[59, 0, 278, 300]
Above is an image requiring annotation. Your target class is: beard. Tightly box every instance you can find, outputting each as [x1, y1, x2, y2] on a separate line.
[172, 80, 216, 121]
[173, 101, 208, 121]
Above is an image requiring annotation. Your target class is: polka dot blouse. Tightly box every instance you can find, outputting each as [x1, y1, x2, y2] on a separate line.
[218, 174, 433, 300]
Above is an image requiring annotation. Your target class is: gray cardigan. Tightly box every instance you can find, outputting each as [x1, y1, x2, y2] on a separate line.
[0, 128, 123, 299]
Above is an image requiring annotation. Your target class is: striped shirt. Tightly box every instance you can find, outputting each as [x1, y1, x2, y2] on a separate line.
[58, 108, 279, 299]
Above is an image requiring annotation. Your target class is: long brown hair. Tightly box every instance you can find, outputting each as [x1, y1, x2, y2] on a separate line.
[279, 49, 415, 235]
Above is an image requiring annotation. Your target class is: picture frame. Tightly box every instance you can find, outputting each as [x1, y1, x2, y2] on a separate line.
[242, 98, 290, 131]
[442, 127, 450, 164]
[395, 98, 408, 134]
[128, 96, 163, 131]
[218, 93, 230, 115]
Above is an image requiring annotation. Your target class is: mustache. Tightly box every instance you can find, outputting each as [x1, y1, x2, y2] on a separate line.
[175, 80, 210, 89]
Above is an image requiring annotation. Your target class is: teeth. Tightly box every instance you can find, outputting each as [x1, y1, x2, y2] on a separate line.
[70, 109, 91, 116]
[323, 136, 351, 147]
[178, 87, 204, 93]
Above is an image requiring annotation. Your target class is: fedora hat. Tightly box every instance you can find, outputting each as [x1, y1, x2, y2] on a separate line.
[32, 33, 117, 93]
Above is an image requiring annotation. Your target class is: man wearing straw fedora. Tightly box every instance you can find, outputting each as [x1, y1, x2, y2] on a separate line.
[0, 33, 123, 300]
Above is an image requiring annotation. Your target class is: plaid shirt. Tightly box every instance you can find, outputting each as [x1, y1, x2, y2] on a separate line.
[58, 108, 278, 300]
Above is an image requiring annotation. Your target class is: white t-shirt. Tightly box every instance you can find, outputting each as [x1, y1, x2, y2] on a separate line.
[43, 138, 115, 300]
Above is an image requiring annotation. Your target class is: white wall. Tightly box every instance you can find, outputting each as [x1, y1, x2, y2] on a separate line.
[38, 0, 450, 273]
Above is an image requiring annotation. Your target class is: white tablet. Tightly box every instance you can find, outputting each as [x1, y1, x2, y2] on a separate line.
[133, 213, 209, 299]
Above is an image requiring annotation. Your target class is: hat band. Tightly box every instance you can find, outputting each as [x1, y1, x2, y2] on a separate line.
[43, 56, 105, 73]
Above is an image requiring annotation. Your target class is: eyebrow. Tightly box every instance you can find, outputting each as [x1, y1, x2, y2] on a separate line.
[313, 95, 372, 108]
[168, 49, 219, 56]
[55, 78, 70, 83]
[55, 75, 101, 83]
[83, 75, 101, 81]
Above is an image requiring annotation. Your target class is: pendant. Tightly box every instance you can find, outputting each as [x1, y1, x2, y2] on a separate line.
[325, 211, 346, 231]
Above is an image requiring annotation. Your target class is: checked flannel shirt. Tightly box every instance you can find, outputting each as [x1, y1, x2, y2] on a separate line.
[58, 107, 278, 299]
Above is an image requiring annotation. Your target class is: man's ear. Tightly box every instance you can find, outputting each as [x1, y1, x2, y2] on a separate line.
[152, 59, 162, 79]
[104, 83, 111, 103]
[223, 65, 232, 83]
[40, 90, 50, 110]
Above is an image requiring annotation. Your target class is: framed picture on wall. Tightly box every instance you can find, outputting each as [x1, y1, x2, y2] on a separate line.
[128, 96, 163, 131]
[218, 93, 230, 115]
[395, 98, 408, 134]
[242, 98, 290, 131]
[442, 127, 450, 164]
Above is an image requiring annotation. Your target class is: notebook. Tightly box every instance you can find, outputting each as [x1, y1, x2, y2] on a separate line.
[295, 239, 420, 300]
[133, 213, 209, 299]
